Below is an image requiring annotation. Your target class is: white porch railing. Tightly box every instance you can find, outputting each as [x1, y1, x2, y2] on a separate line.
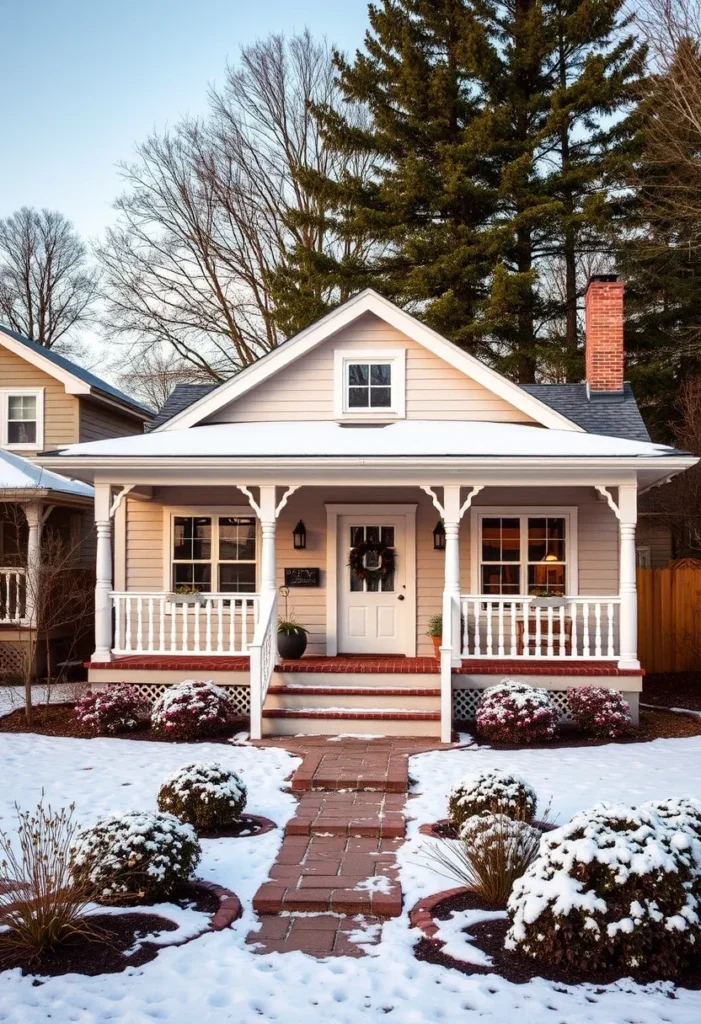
[459, 595, 621, 660]
[110, 592, 260, 656]
[0, 568, 27, 624]
[248, 590, 277, 740]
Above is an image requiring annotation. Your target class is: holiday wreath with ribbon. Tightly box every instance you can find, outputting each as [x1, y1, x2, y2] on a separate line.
[348, 540, 396, 584]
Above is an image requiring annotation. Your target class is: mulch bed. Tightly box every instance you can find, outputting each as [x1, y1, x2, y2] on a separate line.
[643, 672, 701, 711]
[419, 819, 554, 840]
[198, 814, 276, 839]
[413, 889, 701, 990]
[0, 703, 246, 742]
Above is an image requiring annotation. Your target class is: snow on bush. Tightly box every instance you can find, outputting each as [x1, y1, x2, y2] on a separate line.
[72, 810, 201, 902]
[151, 680, 237, 740]
[157, 761, 247, 830]
[75, 685, 150, 735]
[567, 686, 632, 739]
[474, 680, 559, 744]
[448, 770, 537, 829]
[506, 801, 701, 977]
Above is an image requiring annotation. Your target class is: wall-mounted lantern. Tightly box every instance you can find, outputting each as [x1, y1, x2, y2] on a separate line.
[293, 520, 307, 550]
[433, 521, 446, 551]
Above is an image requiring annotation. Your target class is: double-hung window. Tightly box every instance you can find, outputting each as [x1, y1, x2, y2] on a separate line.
[1, 389, 43, 449]
[334, 349, 406, 420]
[475, 512, 574, 597]
[171, 514, 257, 593]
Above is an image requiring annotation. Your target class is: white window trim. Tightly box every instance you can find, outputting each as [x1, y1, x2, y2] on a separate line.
[161, 506, 260, 595]
[469, 506, 579, 596]
[333, 348, 406, 421]
[0, 388, 44, 451]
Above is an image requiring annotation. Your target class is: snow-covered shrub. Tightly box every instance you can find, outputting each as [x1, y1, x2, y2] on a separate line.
[643, 796, 701, 842]
[506, 801, 701, 977]
[448, 770, 537, 829]
[151, 680, 237, 740]
[75, 686, 150, 735]
[567, 686, 632, 738]
[474, 680, 559, 744]
[157, 762, 247, 830]
[72, 810, 200, 902]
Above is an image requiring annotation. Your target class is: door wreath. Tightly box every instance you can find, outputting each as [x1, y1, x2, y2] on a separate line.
[349, 541, 396, 584]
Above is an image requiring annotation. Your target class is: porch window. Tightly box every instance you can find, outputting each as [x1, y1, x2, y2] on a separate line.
[347, 363, 392, 409]
[171, 515, 256, 593]
[1, 390, 43, 449]
[479, 515, 568, 596]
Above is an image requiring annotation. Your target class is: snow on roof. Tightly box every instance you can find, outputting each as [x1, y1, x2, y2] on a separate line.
[52, 419, 681, 460]
[0, 449, 94, 497]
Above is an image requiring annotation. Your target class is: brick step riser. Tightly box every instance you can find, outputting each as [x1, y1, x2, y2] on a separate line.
[273, 671, 439, 687]
[263, 713, 441, 738]
[253, 895, 402, 918]
[265, 691, 440, 712]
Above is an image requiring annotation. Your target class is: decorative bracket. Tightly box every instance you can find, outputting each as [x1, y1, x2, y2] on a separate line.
[595, 485, 620, 521]
[238, 485, 299, 520]
[421, 484, 484, 522]
[110, 485, 135, 519]
[275, 486, 299, 518]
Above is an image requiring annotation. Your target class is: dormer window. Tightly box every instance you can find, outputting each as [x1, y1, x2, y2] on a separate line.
[1, 389, 44, 450]
[334, 349, 406, 420]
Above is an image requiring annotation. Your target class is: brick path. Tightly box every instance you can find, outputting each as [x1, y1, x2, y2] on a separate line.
[247, 737, 447, 957]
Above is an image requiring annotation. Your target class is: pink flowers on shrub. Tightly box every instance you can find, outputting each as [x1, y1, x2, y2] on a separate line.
[475, 680, 559, 744]
[151, 680, 237, 740]
[567, 686, 632, 738]
[75, 686, 150, 735]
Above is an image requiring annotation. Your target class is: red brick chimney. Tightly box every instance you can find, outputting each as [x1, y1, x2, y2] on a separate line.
[585, 275, 625, 394]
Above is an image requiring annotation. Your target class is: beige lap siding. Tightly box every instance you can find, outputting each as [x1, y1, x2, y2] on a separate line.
[205, 313, 537, 424]
[0, 346, 79, 451]
[121, 486, 618, 658]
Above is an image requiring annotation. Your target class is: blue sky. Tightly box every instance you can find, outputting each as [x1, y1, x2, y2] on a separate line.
[2, 0, 367, 241]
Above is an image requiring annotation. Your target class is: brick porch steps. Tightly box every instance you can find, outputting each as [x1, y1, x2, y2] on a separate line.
[284, 791, 406, 838]
[261, 707, 441, 738]
[267, 685, 441, 697]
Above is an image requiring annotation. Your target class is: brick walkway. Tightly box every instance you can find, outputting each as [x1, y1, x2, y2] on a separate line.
[246, 737, 447, 957]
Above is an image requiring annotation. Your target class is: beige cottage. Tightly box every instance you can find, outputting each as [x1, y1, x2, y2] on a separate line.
[41, 283, 696, 740]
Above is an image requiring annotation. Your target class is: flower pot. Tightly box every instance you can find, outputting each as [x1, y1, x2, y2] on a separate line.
[278, 629, 308, 660]
[431, 635, 442, 660]
[168, 593, 206, 605]
[530, 597, 568, 609]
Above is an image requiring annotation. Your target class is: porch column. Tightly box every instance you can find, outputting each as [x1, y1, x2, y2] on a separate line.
[618, 482, 639, 670]
[23, 501, 43, 626]
[93, 483, 113, 661]
[442, 484, 462, 667]
[258, 485, 278, 596]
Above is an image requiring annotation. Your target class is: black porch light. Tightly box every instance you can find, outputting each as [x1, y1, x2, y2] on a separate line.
[293, 520, 307, 550]
[433, 520, 446, 551]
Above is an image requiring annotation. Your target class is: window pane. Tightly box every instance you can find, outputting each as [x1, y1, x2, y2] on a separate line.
[528, 517, 565, 563]
[173, 516, 193, 560]
[366, 525, 380, 544]
[348, 364, 368, 386]
[370, 364, 391, 386]
[9, 395, 37, 419]
[370, 387, 391, 407]
[173, 563, 211, 591]
[8, 421, 36, 444]
[381, 570, 395, 593]
[481, 519, 502, 561]
[527, 517, 547, 562]
[380, 526, 394, 546]
[501, 519, 520, 561]
[528, 564, 565, 596]
[192, 517, 211, 559]
[350, 526, 364, 546]
[481, 518, 520, 561]
[348, 387, 369, 408]
[219, 517, 256, 560]
[219, 563, 256, 593]
[481, 564, 520, 595]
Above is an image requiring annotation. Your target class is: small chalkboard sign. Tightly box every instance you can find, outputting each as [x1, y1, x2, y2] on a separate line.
[284, 567, 321, 588]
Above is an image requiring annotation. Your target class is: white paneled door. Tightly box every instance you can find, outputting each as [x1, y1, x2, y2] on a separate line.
[337, 515, 407, 654]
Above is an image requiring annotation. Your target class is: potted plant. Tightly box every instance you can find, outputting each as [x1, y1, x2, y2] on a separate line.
[168, 585, 207, 605]
[528, 587, 567, 608]
[278, 618, 309, 659]
[427, 614, 442, 660]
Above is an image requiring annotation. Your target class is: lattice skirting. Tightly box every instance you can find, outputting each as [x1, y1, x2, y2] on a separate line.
[0, 641, 27, 678]
[104, 681, 251, 718]
[453, 687, 573, 723]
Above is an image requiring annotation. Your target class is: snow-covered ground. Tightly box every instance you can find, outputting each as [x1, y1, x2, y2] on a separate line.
[1, 732, 701, 1023]
[0, 681, 88, 718]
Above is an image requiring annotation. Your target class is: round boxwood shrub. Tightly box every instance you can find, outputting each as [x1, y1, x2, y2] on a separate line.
[643, 797, 701, 845]
[72, 810, 201, 902]
[151, 680, 237, 740]
[475, 680, 559, 744]
[448, 770, 537, 829]
[75, 685, 150, 735]
[506, 801, 701, 977]
[567, 686, 632, 739]
[157, 762, 247, 830]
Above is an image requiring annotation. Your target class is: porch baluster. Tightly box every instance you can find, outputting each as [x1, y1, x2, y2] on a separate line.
[136, 597, 143, 653]
[159, 597, 165, 652]
[571, 602, 578, 658]
[607, 601, 615, 657]
[181, 602, 188, 653]
[546, 606, 554, 658]
[558, 606, 566, 657]
[582, 603, 590, 656]
[193, 601, 201, 653]
[522, 604, 530, 657]
[148, 597, 154, 653]
[594, 603, 602, 657]
[497, 601, 505, 657]
[510, 602, 517, 656]
[473, 600, 480, 656]
[485, 601, 493, 656]
[124, 596, 132, 653]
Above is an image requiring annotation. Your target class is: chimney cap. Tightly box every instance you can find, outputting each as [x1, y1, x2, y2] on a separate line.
[588, 274, 619, 285]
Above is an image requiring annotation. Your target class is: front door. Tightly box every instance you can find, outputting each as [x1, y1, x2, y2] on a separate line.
[337, 515, 407, 654]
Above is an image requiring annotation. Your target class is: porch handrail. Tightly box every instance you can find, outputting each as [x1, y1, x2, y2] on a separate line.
[248, 589, 277, 740]
[110, 591, 259, 656]
[459, 594, 621, 660]
[0, 567, 27, 624]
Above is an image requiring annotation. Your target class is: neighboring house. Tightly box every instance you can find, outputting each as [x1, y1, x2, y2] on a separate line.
[41, 278, 697, 739]
[0, 328, 153, 676]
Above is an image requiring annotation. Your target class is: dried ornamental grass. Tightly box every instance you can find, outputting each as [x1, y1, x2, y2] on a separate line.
[448, 770, 537, 829]
[151, 680, 237, 740]
[506, 801, 701, 977]
[423, 813, 543, 907]
[0, 798, 100, 964]
[71, 810, 201, 902]
[157, 762, 247, 830]
[475, 680, 559, 744]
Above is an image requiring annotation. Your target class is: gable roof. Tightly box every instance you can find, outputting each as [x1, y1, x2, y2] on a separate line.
[154, 290, 583, 433]
[522, 384, 651, 443]
[150, 384, 217, 430]
[0, 325, 154, 419]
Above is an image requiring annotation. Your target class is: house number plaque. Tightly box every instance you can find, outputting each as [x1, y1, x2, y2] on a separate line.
[284, 567, 321, 588]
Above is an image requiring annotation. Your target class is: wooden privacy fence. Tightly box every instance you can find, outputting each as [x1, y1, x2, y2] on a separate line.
[637, 568, 701, 674]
